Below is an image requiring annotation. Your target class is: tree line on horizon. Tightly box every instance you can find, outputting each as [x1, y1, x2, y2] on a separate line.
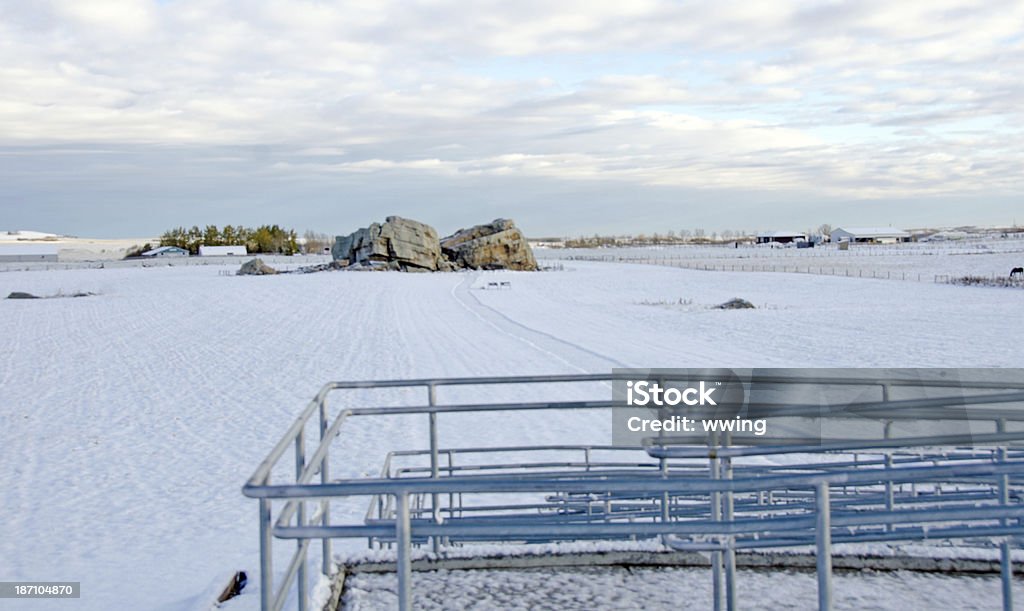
[158, 224, 300, 255]
[561, 224, 834, 248]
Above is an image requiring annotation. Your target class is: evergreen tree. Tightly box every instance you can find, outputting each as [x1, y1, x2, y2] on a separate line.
[203, 225, 221, 247]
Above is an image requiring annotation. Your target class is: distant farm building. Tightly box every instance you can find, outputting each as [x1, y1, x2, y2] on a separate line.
[141, 246, 189, 257]
[198, 245, 248, 256]
[830, 227, 911, 244]
[0, 243, 59, 263]
[923, 230, 969, 242]
[528, 238, 566, 249]
[756, 231, 807, 245]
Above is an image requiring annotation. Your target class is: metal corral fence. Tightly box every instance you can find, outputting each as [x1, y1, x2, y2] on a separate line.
[243, 373, 1024, 611]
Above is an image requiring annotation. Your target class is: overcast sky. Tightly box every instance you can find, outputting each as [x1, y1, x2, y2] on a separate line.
[2, 0, 1022, 237]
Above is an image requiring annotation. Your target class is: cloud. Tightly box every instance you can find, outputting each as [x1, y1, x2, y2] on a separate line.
[0, 0, 1022, 234]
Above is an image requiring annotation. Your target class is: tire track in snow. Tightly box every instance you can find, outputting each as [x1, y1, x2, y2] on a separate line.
[450, 274, 629, 373]
[0, 305, 25, 390]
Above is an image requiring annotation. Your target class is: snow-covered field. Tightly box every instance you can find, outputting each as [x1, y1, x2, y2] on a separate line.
[343, 566, 1024, 610]
[0, 253, 332, 273]
[2, 260, 1023, 610]
[542, 239, 1024, 281]
[0, 232, 161, 261]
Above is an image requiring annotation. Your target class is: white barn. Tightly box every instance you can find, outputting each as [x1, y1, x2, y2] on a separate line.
[0, 243, 59, 262]
[830, 227, 911, 244]
[141, 246, 189, 257]
[755, 231, 807, 245]
[198, 245, 248, 256]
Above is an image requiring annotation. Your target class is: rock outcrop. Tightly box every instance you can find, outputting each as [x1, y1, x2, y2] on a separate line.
[331, 216, 537, 272]
[332, 216, 450, 272]
[6, 291, 95, 299]
[237, 258, 278, 275]
[294, 260, 350, 274]
[440, 219, 538, 271]
[716, 298, 755, 310]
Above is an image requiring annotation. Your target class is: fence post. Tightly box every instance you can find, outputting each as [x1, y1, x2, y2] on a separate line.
[259, 498, 273, 611]
[429, 384, 442, 553]
[660, 456, 670, 528]
[295, 430, 308, 611]
[710, 434, 724, 611]
[816, 482, 833, 611]
[396, 492, 413, 611]
[883, 419, 893, 531]
[723, 447, 737, 611]
[320, 399, 332, 575]
[998, 419, 1013, 611]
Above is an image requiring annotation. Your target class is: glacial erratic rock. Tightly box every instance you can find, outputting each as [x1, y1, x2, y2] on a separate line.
[294, 260, 350, 274]
[237, 258, 278, 276]
[7, 291, 95, 299]
[331, 216, 538, 272]
[716, 298, 756, 310]
[440, 218, 538, 271]
[332, 216, 450, 271]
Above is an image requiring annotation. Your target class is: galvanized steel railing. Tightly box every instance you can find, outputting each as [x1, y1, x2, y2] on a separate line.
[243, 373, 1024, 611]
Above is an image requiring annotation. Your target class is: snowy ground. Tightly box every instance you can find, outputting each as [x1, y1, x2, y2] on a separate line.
[0, 253, 332, 273]
[0, 233, 161, 261]
[1, 261, 1023, 610]
[542, 238, 1024, 281]
[472, 260, 1024, 367]
[342, 566, 1023, 610]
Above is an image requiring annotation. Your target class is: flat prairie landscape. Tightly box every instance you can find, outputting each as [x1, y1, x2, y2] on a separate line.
[2, 248, 1023, 610]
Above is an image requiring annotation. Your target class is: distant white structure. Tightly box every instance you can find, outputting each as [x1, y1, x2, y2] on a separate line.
[830, 227, 911, 244]
[0, 243, 59, 262]
[198, 245, 248, 256]
[923, 230, 969, 241]
[141, 246, 189, 257]
[755, 231, 807, 245]
[1, 230, 61, 242]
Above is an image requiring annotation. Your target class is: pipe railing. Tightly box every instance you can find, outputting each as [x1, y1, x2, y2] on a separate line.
[243, 372, 1024, 611]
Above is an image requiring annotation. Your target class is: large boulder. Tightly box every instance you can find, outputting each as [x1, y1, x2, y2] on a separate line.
[440, 219, 538, 271]
[237, 258, 278, 275]
[332, 216, 449, 271]
[716, 298, 755, 310]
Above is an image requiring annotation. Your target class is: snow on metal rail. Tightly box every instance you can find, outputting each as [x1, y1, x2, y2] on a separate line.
[243, 373, 1024, 611]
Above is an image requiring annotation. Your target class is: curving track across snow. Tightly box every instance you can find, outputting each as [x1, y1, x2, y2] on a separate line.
[1, 262, 1023, 610]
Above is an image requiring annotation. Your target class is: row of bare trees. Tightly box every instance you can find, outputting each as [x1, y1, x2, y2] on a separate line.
[562, 224, 834, 248]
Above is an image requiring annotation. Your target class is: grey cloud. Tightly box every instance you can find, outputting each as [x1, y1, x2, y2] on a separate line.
[0, 1, 1021, 235]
